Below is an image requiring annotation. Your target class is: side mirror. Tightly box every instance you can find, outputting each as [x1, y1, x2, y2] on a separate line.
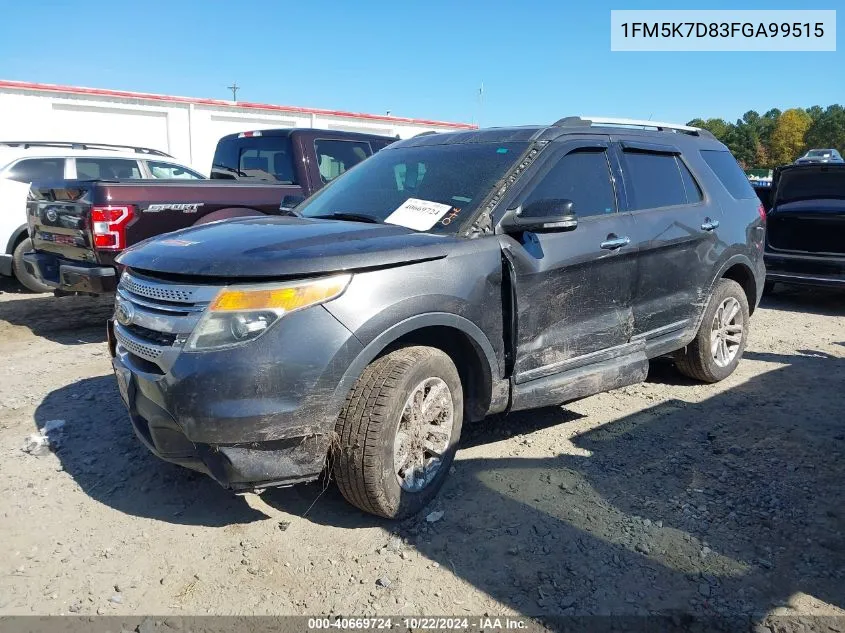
[280, 194, 305, 212]
[500, 198, 578, 233]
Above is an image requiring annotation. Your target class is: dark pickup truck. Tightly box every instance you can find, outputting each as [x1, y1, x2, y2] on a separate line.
[764, 163, 845, 290]
[23, 129, 395, 294]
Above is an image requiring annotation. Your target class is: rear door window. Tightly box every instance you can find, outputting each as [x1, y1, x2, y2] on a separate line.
[315, 139, 373, 183]
[76, 158, 142, 179]
[6, 158, 64, 183]
[524, 148, 617, 218]
[622, 151, 688, 210]
[700, 149, 757, 200]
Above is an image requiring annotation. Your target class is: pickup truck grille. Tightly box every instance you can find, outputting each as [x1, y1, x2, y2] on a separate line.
[113, 271, 222, 372]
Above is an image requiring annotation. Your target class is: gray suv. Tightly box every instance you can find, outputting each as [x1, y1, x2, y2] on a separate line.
[108, 117, 766, 518]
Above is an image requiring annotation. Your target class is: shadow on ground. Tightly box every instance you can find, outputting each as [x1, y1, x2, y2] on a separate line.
[286, 349, 845, 621]
[0, 290, 113, 344]
[33, 375, 266, 526]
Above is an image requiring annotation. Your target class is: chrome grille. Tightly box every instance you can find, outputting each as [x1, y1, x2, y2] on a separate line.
[114, 271, 222, 372]
[121, 273, 197, 303]
[114, 325, 164, 362]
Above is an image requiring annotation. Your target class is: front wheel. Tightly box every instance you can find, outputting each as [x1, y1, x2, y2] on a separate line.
[675, 278, 750, 383]
[333, 346, 463, 519]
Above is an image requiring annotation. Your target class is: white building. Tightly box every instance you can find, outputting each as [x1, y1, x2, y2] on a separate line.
[0, 80, 476, 175]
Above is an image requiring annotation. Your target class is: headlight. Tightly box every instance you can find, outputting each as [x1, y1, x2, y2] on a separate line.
[185, 274, 352, 351]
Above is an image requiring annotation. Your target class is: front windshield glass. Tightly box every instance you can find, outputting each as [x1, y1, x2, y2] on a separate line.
[297, 141, 529, 233]
[807, 150, 831, 157]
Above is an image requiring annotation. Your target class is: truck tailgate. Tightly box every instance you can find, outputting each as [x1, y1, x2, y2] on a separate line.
[27, 184, 100, 264]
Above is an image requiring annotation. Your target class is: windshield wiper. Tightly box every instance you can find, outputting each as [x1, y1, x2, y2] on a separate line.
[211, 163, 248, 177]
[309, 212, 381, 224]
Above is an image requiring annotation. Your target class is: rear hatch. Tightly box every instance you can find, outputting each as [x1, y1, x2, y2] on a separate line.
[27, 182, 102, 264]
[767, 164, 845, 256]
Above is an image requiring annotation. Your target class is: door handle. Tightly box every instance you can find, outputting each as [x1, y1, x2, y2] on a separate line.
[701, 219, 720, 231]
[600, 236, 630, 250]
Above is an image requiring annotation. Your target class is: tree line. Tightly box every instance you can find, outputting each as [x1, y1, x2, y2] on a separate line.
[686, 105, 845, 169]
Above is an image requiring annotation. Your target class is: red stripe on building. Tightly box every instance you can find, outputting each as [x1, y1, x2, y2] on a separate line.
[0, 79, 477, 130]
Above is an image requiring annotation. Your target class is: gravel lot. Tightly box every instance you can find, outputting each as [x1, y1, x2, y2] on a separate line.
[0, 277, 843, 623]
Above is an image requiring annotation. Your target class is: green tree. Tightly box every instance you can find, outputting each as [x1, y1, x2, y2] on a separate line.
[769, 108, 812, 165]
[804, 105, 845, 154]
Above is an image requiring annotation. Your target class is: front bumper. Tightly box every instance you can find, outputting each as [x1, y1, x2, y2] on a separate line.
[0, 254, 11, 277]
[22, 251, 117, 294]
[764, 251, 845, 288]
[108, 307, 364, 490]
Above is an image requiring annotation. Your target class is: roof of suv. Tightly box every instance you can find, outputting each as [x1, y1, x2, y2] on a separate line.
[394, 117, 727, 151]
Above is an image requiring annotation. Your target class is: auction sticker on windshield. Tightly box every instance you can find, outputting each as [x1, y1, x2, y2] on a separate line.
[384, 198, 453, 231]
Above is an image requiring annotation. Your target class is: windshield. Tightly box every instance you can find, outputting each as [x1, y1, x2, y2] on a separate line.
[806, 150, 832, 157]
[777, 168, 845, 203]
[297, 141, 529, 233]
[211, 136, 297, 183]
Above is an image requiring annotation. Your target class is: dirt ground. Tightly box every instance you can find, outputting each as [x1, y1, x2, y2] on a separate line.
[0, 276, 843, 624]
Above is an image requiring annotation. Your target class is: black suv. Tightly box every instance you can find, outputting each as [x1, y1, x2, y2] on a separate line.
[108, 117, 766, 518]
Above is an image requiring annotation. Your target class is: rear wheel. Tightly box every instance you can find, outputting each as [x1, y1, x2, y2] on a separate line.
[675, 278, 750, 383]
[12, 238, 51, 293]
[333, 346, 463, 519]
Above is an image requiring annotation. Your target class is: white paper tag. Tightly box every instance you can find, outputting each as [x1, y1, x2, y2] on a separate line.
[384, 198, 452, 231]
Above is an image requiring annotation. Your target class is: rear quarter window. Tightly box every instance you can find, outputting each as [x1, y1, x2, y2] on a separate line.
[700, 149, 756, 200]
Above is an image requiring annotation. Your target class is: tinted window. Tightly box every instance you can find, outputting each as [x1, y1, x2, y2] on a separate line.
[623, 151, 687, 210]
[211, 136, 297, 183]
[6, 158, 64, 183]
[678, 158, 703, 203]
[525, 149, 617, 218]
[76, 158, 141, 180]
[147, 161, 204, 180]
[700, 149, 756, 200]
[297, 142, 529, 233]
[315, 139, 373, 183]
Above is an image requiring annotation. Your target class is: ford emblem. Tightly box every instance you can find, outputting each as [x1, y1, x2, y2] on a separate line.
[115, 300, 134, 327]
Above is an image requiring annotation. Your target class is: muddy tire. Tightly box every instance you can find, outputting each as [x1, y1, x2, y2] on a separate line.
[675, 278, 750, 383]
[12, 238, 51, 293]
[333, 346, 463, 519]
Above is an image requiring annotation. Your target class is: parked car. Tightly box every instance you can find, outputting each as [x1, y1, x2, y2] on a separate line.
[0, 141, 204, 292]
[23, 129, 396, 294]
[106, 116, 766, 518]
[764, 162, 845, 291]
[794, 148, 844, 165]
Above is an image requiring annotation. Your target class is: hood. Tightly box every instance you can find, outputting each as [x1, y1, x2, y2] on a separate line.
[116, 215, 456, 278]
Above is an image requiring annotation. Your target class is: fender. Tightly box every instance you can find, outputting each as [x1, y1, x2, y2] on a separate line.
[692, 251, 760, 332]
[192, 207, 267, 226]
[324, 312, 504, 427]
[5, 224, 28, 255]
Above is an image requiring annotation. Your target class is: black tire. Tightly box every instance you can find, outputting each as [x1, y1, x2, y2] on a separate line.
[332, 346, 463, 519]
[12, 238, 51, 293]
[675, 278, 750, 384]
[763, 280, 776, 295]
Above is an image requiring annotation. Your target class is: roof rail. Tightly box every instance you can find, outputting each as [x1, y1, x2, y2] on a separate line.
[0, 141, 173, 157]
[551, 116, 715, 138]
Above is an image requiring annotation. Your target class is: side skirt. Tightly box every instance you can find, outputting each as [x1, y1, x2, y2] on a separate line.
[509, 346, 649, 412]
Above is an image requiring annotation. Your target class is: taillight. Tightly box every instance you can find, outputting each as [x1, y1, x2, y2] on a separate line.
[757, 203, 766, 223]
[91, 205, 134, 250]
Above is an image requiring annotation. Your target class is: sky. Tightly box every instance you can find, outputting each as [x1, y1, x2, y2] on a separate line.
[0, 0, 842, 127]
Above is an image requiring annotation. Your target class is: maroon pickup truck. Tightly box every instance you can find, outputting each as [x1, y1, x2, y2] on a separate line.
[23, 128, 396, 294]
